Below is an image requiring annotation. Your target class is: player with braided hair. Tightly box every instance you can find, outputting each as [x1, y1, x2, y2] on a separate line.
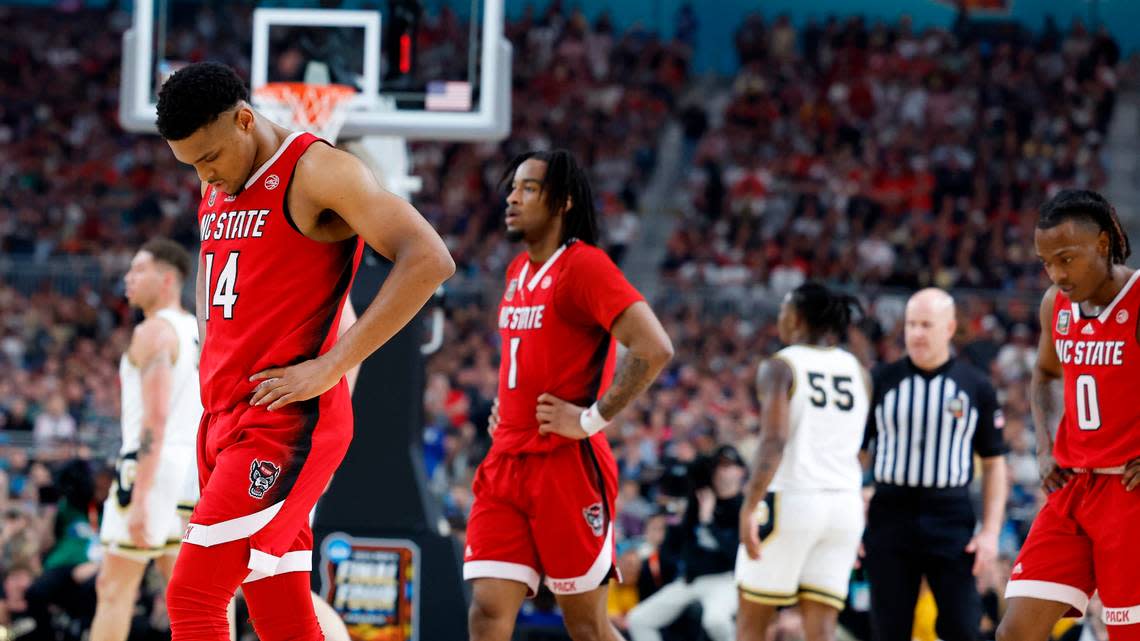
[998, 189, 1140, 640]
[735, 282, 870, 641]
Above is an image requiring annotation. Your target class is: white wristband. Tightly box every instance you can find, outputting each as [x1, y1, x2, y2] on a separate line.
[579, 402, 609, 436]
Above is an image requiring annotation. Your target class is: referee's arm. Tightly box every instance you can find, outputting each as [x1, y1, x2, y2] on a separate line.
[858, 365, 875, 470]
[967, 381, 1009, 577]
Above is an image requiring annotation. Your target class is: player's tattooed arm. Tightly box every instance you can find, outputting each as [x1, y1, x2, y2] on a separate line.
[596, 353, 651, 420]
[132, 321, 176, 499]
[125, 318, 177, 546]
[537, 302, 672, 439]
[740, 356, 793, 560]
[1031, 288, 1070, 492]
[595, 302, 674, 421]
[744, 357, 793, 506]
[138, 428, 155, 457]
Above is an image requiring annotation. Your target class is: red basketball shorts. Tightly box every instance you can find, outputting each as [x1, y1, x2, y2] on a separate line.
[184, 381, 352, 580]
[463, 436, 619, 596]
[1006, 470, 1140, 630]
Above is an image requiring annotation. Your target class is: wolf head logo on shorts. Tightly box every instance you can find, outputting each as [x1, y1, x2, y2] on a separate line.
[249, 460, 281, 499]
[582, 502, 605, 537]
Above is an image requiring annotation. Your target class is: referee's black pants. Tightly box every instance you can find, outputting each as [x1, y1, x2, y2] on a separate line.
[863, 485, 981, 641]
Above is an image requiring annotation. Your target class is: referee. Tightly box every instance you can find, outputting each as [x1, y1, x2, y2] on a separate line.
[862, 288, 1008, 641]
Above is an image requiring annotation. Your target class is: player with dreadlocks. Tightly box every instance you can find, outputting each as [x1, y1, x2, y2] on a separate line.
[465, 149, 674, 641]
[735, 282, 870, 641]
[998, 189, 1140, 640]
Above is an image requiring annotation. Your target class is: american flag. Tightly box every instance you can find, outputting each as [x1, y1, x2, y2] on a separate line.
[425, 81, 472, 111]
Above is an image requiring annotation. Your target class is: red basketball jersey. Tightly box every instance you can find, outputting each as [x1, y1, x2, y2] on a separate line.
[495, 241, 644, 454]
[196, 132, 362, 412]
[1052, 270, 1140, 468]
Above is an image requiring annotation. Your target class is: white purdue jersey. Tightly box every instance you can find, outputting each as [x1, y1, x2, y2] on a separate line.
[118, 308, 202, 455]
[767, 345, 869, 492]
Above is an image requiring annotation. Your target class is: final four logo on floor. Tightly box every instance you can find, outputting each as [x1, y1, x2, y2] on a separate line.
[582, 503, 604, 537]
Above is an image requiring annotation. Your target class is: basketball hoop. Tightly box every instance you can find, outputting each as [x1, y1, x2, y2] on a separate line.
[253, 82, 357, 144]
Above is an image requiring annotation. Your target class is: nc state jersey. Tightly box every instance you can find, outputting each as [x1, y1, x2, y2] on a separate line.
[495, 241, 643, 454]
[196, 132, 361, 412]
[1052, 270, 1140, 468]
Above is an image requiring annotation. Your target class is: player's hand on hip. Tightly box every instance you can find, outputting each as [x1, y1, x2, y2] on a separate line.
[1037, 452, 1072, 493]
[965, 530, 999, 577]
[127, 503, 150, 548]
[1123, 457, 1140, 491]
[250, 357, 340, 411]
[536, 393, 589, 440]
[488, 397, 500, 439]
[739, 504, 762, 560]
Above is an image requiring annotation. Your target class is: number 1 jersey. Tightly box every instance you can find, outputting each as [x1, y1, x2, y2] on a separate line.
[495, 240, 643, 454]
[1052, 270, 1140, 468]
[196, 132, 362, 412]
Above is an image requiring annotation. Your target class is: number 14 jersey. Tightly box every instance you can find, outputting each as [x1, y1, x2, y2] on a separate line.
[196, 132, 362, 413]
[1052, 270, 1140, 468]
[495, 240, 643, 454]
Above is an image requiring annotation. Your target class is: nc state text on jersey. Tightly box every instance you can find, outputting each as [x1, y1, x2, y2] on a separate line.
[499, 305, 545, 330]
[1055, 339, 1126, 366]
[199, 209, 272, 242]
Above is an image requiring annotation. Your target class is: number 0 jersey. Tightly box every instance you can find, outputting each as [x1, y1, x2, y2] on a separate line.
[1052, 270, 1140, 468]
[196, 132, 362, 412]
[767, 345, 869, 491]
[495, 240, 643, 454]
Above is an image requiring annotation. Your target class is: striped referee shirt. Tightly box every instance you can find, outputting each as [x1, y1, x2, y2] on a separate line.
[863, 357, 1007, 488]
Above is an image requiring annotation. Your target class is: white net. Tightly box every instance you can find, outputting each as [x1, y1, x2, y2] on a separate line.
[253, 82, 357, 144]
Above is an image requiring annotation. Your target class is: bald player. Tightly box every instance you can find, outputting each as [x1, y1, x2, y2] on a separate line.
[861, 288, 1009, 641]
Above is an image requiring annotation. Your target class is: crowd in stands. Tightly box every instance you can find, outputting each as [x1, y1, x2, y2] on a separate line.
[0, 1, 1127, 640]
[667, 12, 1120, 300]
[415, 0, 684, 280]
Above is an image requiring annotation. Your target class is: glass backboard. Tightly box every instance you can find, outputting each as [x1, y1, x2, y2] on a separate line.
[120, 0, 509, 141]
